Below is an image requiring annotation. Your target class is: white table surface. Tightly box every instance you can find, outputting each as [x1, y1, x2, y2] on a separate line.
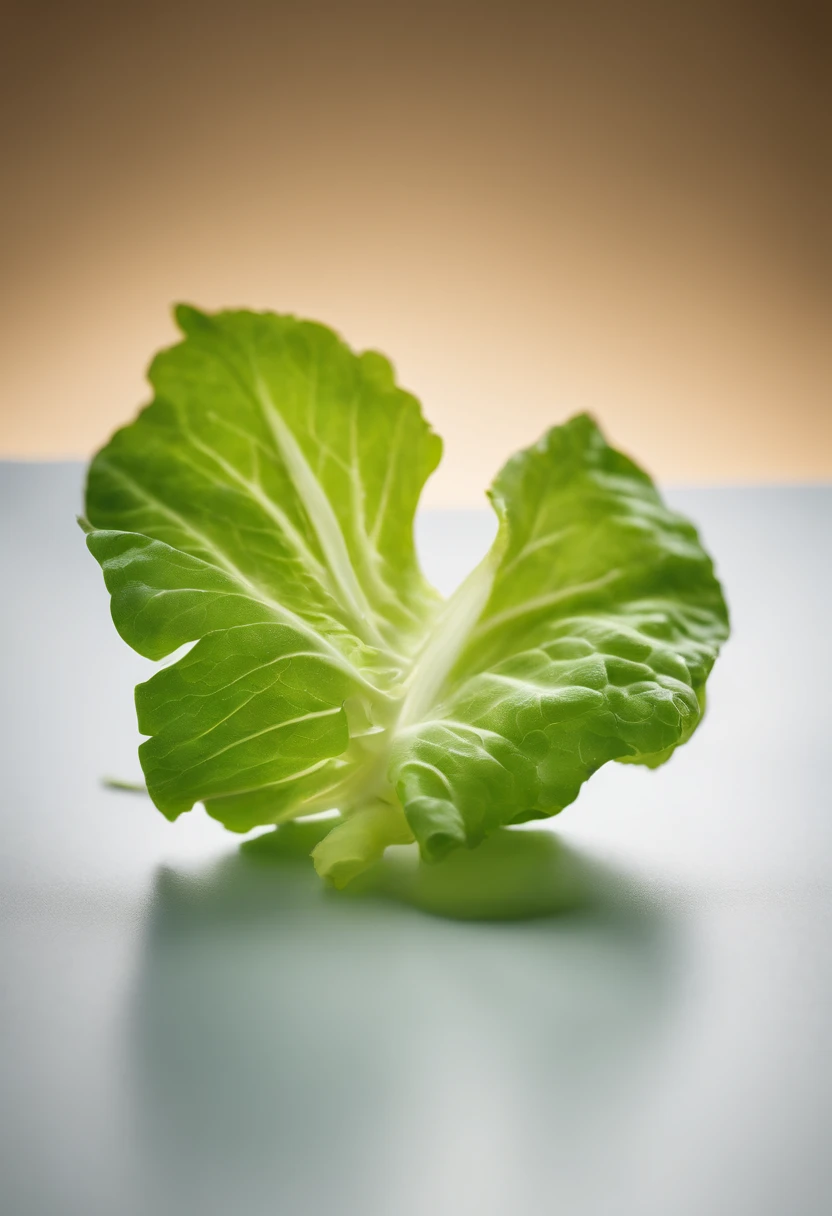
[1, 464, 830, 1216]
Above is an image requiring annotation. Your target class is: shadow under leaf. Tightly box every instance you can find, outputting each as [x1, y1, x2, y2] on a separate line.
[241, 820, 649, 923]
[128, 826, 681, 1216]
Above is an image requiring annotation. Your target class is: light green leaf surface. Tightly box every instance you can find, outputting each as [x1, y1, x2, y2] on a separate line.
[389, 416, 729, 860]
[86, 307, 441, 834]
[85, 307, 729, 882]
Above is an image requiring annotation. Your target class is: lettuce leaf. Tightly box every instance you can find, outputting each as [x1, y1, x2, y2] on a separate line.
[85, 306, 729, 884]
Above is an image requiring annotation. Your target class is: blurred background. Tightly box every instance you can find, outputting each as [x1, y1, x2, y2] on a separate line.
[1, 0, 829, 505]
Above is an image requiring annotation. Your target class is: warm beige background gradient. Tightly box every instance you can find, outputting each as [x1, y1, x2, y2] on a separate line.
[2, 0, 829, 504]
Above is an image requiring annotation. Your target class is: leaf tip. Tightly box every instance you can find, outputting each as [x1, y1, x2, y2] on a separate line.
[173, 302, 207, 334]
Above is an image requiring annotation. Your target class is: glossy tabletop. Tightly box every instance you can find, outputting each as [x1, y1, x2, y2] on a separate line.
[1, 466, 830, 1216]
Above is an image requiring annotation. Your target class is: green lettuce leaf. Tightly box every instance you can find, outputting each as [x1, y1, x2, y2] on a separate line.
[85, 306, 729, 884]
[389, 417, 728, 861]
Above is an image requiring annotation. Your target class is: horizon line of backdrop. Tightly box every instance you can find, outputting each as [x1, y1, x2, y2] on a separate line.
[1, 0, 830, 506]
